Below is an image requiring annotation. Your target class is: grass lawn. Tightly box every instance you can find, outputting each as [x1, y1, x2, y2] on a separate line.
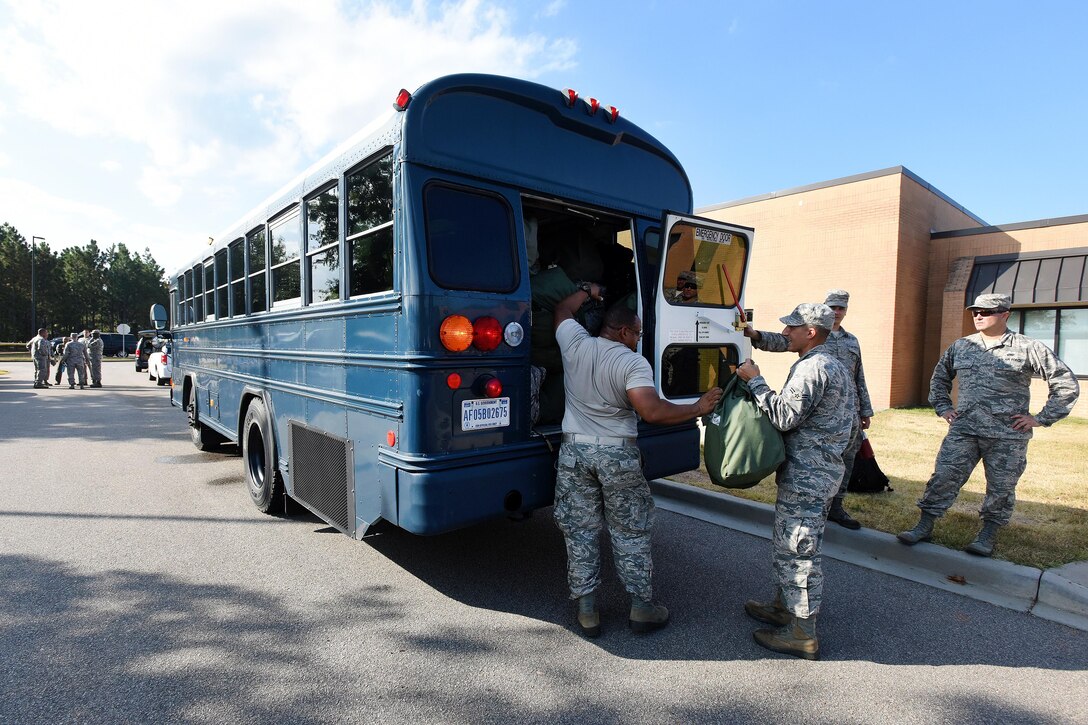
[672, 407, 1088, 570]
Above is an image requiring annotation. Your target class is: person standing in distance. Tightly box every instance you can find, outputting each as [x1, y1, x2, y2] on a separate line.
[553, 282, 722, 638]
[898, 293, 1079, 557]
[61, 332, 88, 389]
[26, 327, 52, 388]
[736, 303, 856, 660]
[744, 289, 872, 529]
[86, 330, 104, 388]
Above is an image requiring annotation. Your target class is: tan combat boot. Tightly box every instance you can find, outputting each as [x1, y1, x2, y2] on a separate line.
[963, 521, 1001, 557]
[576, 593, 600, 638]
[629, 597, 669, 633]
[744, 589, 791, 627]
[897, 512, 938, 545]
[753, 614, 819, 660]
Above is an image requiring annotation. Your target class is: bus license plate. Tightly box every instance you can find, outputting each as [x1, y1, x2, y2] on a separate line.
[461, 397, 510, 431]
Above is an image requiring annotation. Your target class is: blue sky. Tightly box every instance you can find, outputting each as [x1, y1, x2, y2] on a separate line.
[2, 0, 1086, 274]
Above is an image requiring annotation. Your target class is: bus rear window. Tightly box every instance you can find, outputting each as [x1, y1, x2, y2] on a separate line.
[424, 184, 517, 293]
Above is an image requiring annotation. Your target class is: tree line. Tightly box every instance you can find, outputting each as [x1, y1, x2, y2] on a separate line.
[0, 222, 168, 342]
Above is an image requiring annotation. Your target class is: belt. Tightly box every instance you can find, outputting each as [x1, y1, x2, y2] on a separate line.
[562, 433, 638, 447]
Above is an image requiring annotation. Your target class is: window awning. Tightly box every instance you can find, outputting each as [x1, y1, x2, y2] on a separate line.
[966, 248, 1087, 307]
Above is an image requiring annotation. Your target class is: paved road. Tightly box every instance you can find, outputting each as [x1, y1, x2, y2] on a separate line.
[2, 361, 1086, 723]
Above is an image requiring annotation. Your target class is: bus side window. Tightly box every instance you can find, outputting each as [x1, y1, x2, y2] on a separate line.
[247, 227, 267, 314]
[346, 153, 394, 297]
[229, 239, 245, 316]
[306, 185, 340, 303]
[270, 207, 302, 307]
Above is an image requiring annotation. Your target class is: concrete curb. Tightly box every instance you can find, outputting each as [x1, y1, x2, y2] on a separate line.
[650, 479, 1088, 632]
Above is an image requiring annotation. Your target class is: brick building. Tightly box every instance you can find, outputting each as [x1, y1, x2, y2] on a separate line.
[698, 167, 1087, 417]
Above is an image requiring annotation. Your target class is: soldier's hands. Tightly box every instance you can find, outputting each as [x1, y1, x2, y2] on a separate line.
[742, 326, 759, 341]
[941, 410, 959, 424]
[1010, 413, 1041, 431]
[860, 416, 871, 430]
[696, 387, 724, 416]
[736, 359, 759, 381]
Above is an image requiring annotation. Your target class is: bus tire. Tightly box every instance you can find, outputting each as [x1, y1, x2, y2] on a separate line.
[188, 400, 225, 451]
[243, 397, 284, 514]
[190, 419, 225, 451]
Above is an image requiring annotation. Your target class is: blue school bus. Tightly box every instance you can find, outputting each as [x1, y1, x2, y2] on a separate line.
[169, 74, 753, 538]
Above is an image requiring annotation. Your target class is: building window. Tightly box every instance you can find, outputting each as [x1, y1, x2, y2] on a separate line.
[270, 208, 302, 306]
[306, 184, 340, 303]
[347, 153, 394, 297]
[1008, 308, 1087, 376]
[247, 227, 267, 314]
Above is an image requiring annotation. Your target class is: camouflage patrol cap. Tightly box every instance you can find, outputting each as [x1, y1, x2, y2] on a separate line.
[824, 289, 850, 308]
[677, 270, 700, 287]
[779, 302, 835, 330]
[967, 293, 1011, 311]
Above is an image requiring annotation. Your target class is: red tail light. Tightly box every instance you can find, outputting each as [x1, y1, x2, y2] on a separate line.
[160, 353, 168, 364]
[484, 377, 503, 398]
[472, 317, 502, 352]
[393, 88, 412, 111]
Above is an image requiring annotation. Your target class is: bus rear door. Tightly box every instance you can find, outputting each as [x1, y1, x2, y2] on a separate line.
[652, 213, 754, 401]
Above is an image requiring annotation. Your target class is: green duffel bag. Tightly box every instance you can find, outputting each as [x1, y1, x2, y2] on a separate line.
[702, 375, 785, 489]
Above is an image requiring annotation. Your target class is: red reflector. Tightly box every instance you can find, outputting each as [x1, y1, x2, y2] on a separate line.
[607, 105, 620, 123]
[562, 87, 578, 107]
[484, 377, 503, 398]
[393, 88, 412, 111]
[473, 317, 502, 352]
[386, 430, 396, 446]
[446, 373, 462, 389]
[587, 97, 600, 115]
[161, 353, 167, 364]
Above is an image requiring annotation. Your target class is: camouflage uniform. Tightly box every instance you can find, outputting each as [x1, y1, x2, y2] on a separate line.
[553, 318, 656, 601]
[27, 334, 52, 386]
[86, 333, 104, 386]
[752, 325, 872, 499]
[747, 342, 856, 618]
[62, 337, 88, 387]
[922, 329, 1079, 525]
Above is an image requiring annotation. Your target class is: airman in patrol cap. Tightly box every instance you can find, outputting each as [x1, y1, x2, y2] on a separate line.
[899, 293, 1080, 556]
[744, 290, 874, 529]
[737, 302, 856, 659]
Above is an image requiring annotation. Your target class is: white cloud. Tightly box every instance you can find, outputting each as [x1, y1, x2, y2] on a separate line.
[100, 160, 121, 172]
[0, 177, 196, 274]
[0, 0, 578, 215]
[537, 0, 567, 19]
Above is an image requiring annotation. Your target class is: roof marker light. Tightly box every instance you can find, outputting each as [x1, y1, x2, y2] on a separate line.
[607, 105, 620, 123]
[587, 98, 600, 115]
[562, 88, 578, 107]
[394, 88, 412, 111]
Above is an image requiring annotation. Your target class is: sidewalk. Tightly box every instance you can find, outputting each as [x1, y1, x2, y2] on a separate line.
[651, 479, 1088, 632]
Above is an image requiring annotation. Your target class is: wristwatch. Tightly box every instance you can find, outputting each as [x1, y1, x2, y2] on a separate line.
[578, 281, 593, 296]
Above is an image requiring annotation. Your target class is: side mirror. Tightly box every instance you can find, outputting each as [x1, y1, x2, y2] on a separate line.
[150, 303, 168, 331]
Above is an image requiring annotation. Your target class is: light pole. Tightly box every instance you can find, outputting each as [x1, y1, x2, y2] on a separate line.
[31, 236, 45, 333]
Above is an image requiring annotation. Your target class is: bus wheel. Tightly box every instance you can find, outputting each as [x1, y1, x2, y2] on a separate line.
[243, 397, 284, 514]
[188, 402, 225, 451]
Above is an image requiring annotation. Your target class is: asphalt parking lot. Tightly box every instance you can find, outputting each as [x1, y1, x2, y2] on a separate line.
[1, 361, 1086, 724]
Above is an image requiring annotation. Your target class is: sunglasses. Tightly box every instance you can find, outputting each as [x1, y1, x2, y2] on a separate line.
[972, 309, 1006, 317]
[678, 282, 697, 290]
